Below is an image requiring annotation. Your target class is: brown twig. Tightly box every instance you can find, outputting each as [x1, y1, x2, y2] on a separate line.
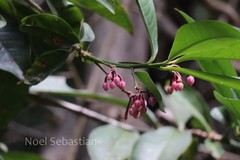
[25, 0, 44, 13]
[29, 94, 145, 132]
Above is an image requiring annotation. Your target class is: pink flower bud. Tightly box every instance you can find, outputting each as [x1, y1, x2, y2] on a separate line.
[109, 81, 116, 89]
[148, 96, 156, 106]
[106, 73, 112, 80]
[102, 82, 109, 91]
[175, 82, 184, 91]
[119, 81, 126, 90]
[167, 86, 174, 94]
[140, 106, 147, 114]
[113, 76, 121, 85]
[187, 75, 195, 86]
[171, 81, 177, 90]
[134, 100, 141, 107]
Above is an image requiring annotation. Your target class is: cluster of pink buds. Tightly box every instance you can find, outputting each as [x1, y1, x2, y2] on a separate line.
[167, 72, 195, 94]
[102, 68, 126, 91]
[125, 94, 157, 120]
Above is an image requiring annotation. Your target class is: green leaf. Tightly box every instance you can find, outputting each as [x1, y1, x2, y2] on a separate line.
[175, 8, 194, 23]
[134, 71, 164, 111]
[168, 21, 240, 61]
[214, 91, 240, 121]
[159, 87, 211, 131]
[0, 24, 30, 80]
[30, 75, 128, 106]
[79, 22, 95, 42]
[198, 60, 240, 98]
[136, 0, 158, 62]
[162, 67, 240, 91]
[96, 0, 115, 14]
[24, 49, 69, 85]
[131, 127, 192, 160]
[20, 13, 79, 45]
[204, 139, 224, 159]
[2, 152, 44, 160]
[87, 125, 139, 160]
[69, 0, 133, 34]
[0, 15, 6, 28]
[0, 42, 23, 79]
[0, 0, 17, 18]
[0, 71, 29, 130]
[176, 37, 240, 62]
[46, 0, 84, 34]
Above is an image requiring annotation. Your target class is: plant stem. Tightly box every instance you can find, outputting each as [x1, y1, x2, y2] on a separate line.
[80, 49, 168, 69]
[25, 0, 44, 13]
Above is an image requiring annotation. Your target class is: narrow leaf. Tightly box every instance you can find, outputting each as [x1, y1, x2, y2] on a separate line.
[69, 0, 133, 34]
[134, 71, 164, 111]
[131, 127, 192, 160]
[87, 125, 139, 160]
[96, 0, 115, 14]
[214, 91, 240, 121]
[24, 49, 69, 85]
[168, 21, 240, 61]
[136, 0, 158, 62]
[162, 67, 240, 91]
[175, 8, 194, 23]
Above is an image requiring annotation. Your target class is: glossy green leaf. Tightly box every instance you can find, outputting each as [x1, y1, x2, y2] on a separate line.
[0, 71, 29, 130]
[46, 0, 84, 34]
[168, 21, 240, 61]
[79, 22, 95, 42]
[2, 152, 44, 160]
[24, 49, 69, 85]
[134, 71, 164, 111]
[214, 91, 240, 121]
[136, 0, 158, 62]
[175, 8, 194, 23]
[96, 0, 115, 14]
[69, 0, 133, 34]
[160, 87, 211, 131]
[204, 139, 224, 159]
[0, 15, 6, 28]
[30, 75, 128, 106]
[162, 67, 240, 91]
[198, 60, 240, 98]
[20, 13, 79, 45]
[0, 24, 30, 80]
[131, 127, 192, 160]
[0, 42, 23, 79]
[0, 0, 16, 18]
[87, 125, 139, 160]
[176, 37, 240, 62]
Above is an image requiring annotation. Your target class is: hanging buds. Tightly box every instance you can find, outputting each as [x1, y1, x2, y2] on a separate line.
[187, 75, 195, 86]
[102, 68, 126, 91]
[167, 72, 195, 94]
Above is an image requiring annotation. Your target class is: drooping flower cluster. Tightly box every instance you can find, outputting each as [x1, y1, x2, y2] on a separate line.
[102, 68, 126, 91]
[124, 94, 157, 120]
[167, 71, 195, 94]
